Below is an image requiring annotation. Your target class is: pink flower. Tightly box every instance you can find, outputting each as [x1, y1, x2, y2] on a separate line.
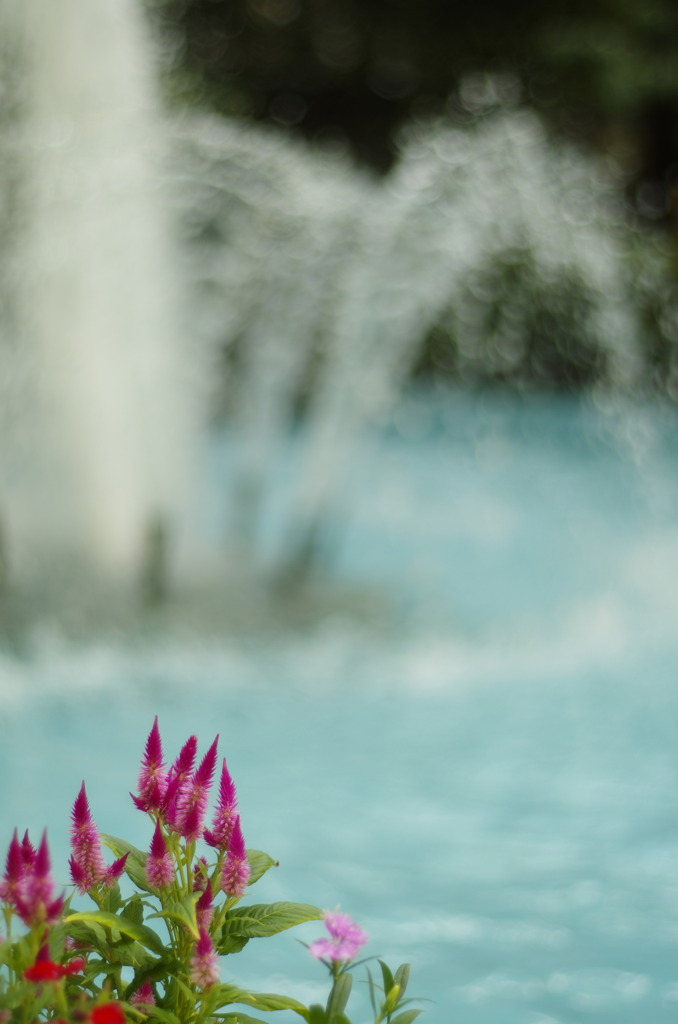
[130, 980, 155, 1005]
[6, 832, 65, 927]
[163, 735, 198, 829]
[70, 783, 128, 893]
[204, 759, 238, 849]
[219, 815, 250, 898]
[167, 736, 219, 842]
[145, 821, 173, 890]
[189, 928, 219, 988]
[195, 884, 214, 931]
[0, 829, 25, 904]
[309, 911, 368, 962]
[131, 716, 167, 813]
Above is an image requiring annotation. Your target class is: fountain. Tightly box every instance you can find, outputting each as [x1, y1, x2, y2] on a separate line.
[4, 10, 678, 1023]
[171, 105, 678, 578]
[1, 0, 677, 617]
[0, 0, 204, 602]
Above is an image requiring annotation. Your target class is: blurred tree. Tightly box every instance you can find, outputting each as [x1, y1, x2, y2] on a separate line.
[154, 0, 678, 191]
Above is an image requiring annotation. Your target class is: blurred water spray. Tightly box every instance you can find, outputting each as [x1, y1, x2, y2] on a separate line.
[172, 108, 678, 574]
[0, 0, 204, 587]
[1, 0, 677, 603]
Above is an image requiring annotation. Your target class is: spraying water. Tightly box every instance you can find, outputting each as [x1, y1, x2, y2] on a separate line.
[174, 106, 677, 575]
[0, 0, 202, 590]
[1, 0, 676, 606]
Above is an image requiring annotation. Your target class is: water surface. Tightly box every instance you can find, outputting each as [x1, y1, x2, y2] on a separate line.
[2, 390, 678, 1024]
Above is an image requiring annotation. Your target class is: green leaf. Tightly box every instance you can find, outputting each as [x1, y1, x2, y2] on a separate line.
[102, 882, 122, 913]
[144, 1008, 182, 1024]
[244, 992, 310, 1013]
[326, 972, 352, 1023]
[379, 961, 395, 997]
[216, 934, 250, 956]
[82, 959, 119, 983]
[217, 1015, 272, 1024]
[382, 984, 401, 1017]
[209, 984, 308, 1014]
[64, 918, 108, 952]
[389, 1011, 422, 1024]
[367, 968, 378, 1015]
[246, 849, 278, 886]
[109, 940, 158, 970]
[393, 964, 410, 998]
[220, 902, 323, 940]
[65, 910, 167, 955]
[308, 1006, 327, 1024]
[48, 922, 68, 962]
[101, 833, 154, 893]
[148, 892, 200, 939]
[121, 896, 145, 927]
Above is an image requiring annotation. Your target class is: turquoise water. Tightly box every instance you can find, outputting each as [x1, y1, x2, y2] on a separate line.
[2, 390, 678, 1023]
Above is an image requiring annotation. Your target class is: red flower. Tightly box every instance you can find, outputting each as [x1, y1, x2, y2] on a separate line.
[24, 945, 85, 983]
[89, 1003, 126, 1024]
[24, 959, 63, 982]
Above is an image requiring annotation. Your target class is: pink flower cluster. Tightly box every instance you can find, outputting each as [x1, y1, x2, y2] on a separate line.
[132, 717, 250, 900]
[0, 830, 64, 927]
[309, 911, 369, 962]
[69, 783, 128, 894]
[131, 717, 252, 989]
[189, 928, 220, 988]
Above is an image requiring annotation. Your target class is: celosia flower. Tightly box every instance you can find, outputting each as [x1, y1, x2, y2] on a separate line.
[168, 736, 219, 842]
[130, 980, 155, 1005]
[12, 832, 64, 927]
[0, 829, 25, 904]
[189, 928, 219, 989]
[24, 944, 86, 982]
[20, 831, 36, 868]
[145, 821, 173, 889]
[0, 829, 45, 912]
[196, 883, 214, 931]
[309, 911, 368, 962]
[65, 955, 87, 975]
[204, 758, 238, 849]
[131, 716, 167, 812]
[89, 1003, 126, 1024]
[70, 783, 128, 894]
[219, 815, 250, 898]
[162, 735, 198, 828]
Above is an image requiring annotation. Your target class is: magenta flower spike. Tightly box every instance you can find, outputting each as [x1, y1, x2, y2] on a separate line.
[130, 980, 156, 1006]
[104, 854, 129, 887]
[168, 735, 199, 792]
[204, 758, 238, 849]
[170, 736, 219, 842]
[146, 821, 173, 890]
[163, 735, 198, 828]
[132, 715, 167, 813]
[309, 911, 369, 962]
[0, 829, 24, 904]
[13, 831, 64, 927]
[219, 815, 250, 898]
[195, 883, 214, 931]
[70, 782, 127, 894]
[189, 928, 219, 989]
[70, 782, 108, 892]
[20, 831, 36, 864]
